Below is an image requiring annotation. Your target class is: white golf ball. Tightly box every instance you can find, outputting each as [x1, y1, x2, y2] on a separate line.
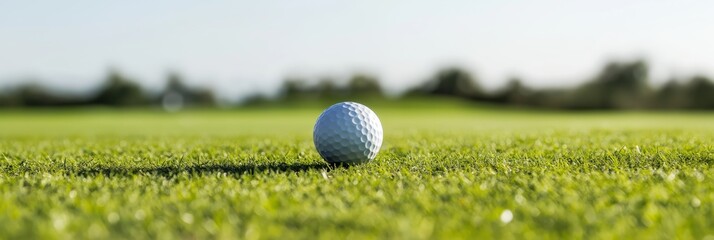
[313, 102, 383, 164]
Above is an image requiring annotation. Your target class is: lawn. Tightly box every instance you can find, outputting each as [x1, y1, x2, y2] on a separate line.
[0, 105, 713, 239]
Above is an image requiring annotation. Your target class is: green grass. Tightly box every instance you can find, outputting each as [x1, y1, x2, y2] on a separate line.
[0, 106, 713, 239]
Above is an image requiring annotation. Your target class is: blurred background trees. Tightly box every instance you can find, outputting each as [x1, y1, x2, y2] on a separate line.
[406, 67, 485, 101]
[564, 61, 650, 109]
[491, 77, 531, 106]
[682, 76, 714, 109]
[159, 72, 216, 111]
[92, 70, 147, 106]
[263, 73, 386, 106]
[0, 60, 713, 110]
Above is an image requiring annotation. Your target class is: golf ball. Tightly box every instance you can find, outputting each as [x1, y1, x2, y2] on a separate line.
[313, 102, 383, 164]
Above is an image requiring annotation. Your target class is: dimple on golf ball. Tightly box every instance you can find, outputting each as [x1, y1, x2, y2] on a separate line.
[313, 102, 383, 164]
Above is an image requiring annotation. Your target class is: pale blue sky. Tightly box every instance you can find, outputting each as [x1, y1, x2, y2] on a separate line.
[1, 1, 713, 99]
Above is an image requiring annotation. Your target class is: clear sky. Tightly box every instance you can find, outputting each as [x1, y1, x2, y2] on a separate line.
[1, 1, 713, 100]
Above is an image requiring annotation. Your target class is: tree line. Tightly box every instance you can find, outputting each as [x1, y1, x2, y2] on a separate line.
[1, 60, 713, 110]
[0, 70, 215, 108]
[248, 60, 714, 110]
[406, 60, 714, 110]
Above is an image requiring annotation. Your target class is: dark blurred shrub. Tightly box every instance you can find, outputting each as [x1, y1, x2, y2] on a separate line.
[0, 82, 89, 107]
[0, 91, 10, 107]
[16, 83, 61, 106]
[91, 70, 147, 106]
[280, 78, 311, 100]
[683, 76, 714, 109]
[0, 87, 21, 107]
[526, 89, 569, 109]
[346, 74, 383, 97]
[274, 73, 385, 104]
[241, 93, 272, 107]
[656, 79, 689, 109]
[566, 60, 649, 109]
[406, 67, 484, 100]
[491, 77, 532, 105]
[159, 72, 216, 107]
[315, 78, 344, 100]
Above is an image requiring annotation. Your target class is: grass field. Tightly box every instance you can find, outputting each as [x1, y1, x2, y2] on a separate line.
[1, 104, 713, 239]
